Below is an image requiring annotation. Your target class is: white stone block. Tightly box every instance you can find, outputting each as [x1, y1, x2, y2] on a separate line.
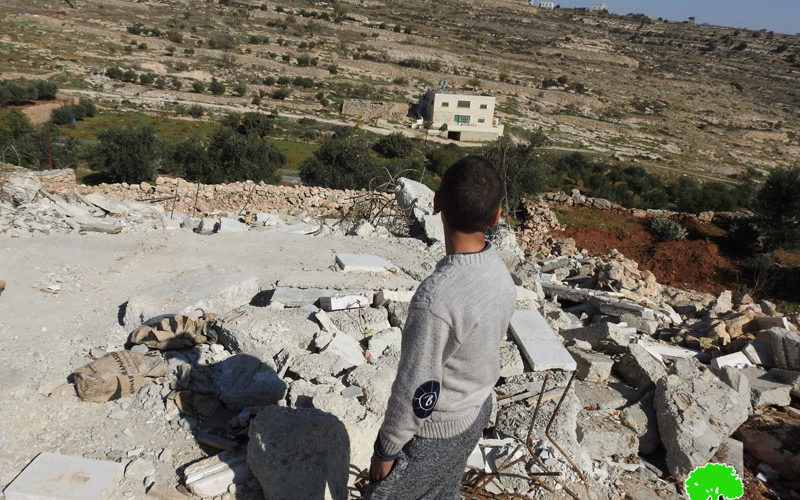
[335, 253, 398, 273]
[711, 351, 755, 370]
[319, 294, 370, 311]
[3, 452, 122, 500]
[374, 289, 416, 305]
[509, 309, 577, 371]
[184, 451, 251, 498]
[216, 216, 249, 233]
[421, 214, 444, 243]
[270, 287, 331, 307]
[322, 333, 364, 369]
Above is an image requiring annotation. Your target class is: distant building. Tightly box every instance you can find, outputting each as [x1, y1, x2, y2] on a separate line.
[418, 89, 503, 142]
[537, 2, 555, 10]
[592, 2, 607, 11]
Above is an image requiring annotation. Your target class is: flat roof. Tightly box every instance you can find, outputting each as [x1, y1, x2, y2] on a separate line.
[424, 89, 494, 97]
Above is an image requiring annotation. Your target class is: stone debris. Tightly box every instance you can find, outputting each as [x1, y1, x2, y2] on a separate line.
[3, 452, 122, 500]
[6, 166, 800, 498]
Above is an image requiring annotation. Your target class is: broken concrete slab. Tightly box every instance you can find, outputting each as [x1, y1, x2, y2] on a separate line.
[487, 223, 524, 268]
[321, 333, 365, 370]
[655, 359, 749, 478]
[509, 309, 577, 371]
[539, 256, 571, 273]
[319, 294, 370, 312]
[741, 367, 792, 408]
[314, 310, 338, 333]
[712, 438, 744, 479]
[248, 405, 350, 500]
[373, 289, 416, 306]
[215, 306, 318, 362]
[278, 270, 418, 292]
[589, 296, 656, 320]
[714, 366, 752, 412]
[84, 192, 130, 216]
[769, 327, 800, 371]
[576, 411, 639, 460]
[386, 300, 410, 330]
[560, 322, 637, 353]
[711, 290, 733, 316]
[569, 348, 613, 382]
[368, 328, 402, 358]
[184, 451, 252, 498]
[620, 313, 659, 335]
[123, 271, 260, 329]
[421, 214, 444, 243]
[216, 216, 249, 233]
[753, 316, 791, 331]
[742, 336, 773, 367]
[541, 283, 596, 303]
[335, 253, 399, 273]
[574, 377, 639, 410]
[615, 343, 667, 390]
[767, 368, 800, 398]
[620, 391, 660, 455]
[346, 362, 396, 414]
[288, 352, 351, 380]
[641, 342, 710, 364]
[711, 351, 754, 370]
[395, 177, 434, 218]
[499, 341, 525, 378]
[3, 452, 122, 500]
[270, 287, 332, 307]
[210, 354, 287, 411]
[327, 307, 391, 340]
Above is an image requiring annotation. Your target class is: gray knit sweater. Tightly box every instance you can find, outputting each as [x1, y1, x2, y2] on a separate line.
[375, 242, 517, 460]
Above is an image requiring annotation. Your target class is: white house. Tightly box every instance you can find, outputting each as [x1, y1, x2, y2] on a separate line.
[537, 2, 555, 10]
[592, 2, 607, 11]
[418, 89, 504, 142]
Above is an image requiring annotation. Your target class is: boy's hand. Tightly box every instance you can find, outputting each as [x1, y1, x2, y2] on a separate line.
[370, 454, 395, 481]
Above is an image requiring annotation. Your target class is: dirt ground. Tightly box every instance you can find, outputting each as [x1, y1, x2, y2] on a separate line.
[0, 228, 430, 498]
[552, 207, 741, 294]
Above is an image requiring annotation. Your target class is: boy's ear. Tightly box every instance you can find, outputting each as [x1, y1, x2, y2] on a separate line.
[433, 191, 441, 214]
[489, 206, 502, 228]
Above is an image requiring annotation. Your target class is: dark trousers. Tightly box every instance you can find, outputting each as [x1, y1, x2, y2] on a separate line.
[365, 397, 492, 500]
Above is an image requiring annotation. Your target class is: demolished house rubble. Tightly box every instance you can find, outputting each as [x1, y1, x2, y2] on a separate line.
[2, 166, 800, 499]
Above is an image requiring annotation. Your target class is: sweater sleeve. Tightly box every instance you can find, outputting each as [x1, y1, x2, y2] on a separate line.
[375, 307, 453, 460]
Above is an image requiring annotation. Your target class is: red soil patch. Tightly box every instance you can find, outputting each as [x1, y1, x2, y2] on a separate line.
[551, 207, 740, 293]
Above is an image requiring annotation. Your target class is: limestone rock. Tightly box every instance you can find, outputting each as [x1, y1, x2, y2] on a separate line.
[615, 343, 667, 390]
[620, 391, 660, 455]
[124, 271, 260, 330]
[769, 327, 800, 370]
[741, 367, 792, 408]
[499, 341, 525, 378]
[215, 306, 318, 361]
[570, 348, 613, 382]
[487, 222, 524, 268]
[210, 354, 287, 411]
[346, 360, 397, 414]
[655, 359, 749, 478]
[421, 214, 444, 243]
[576, 410, 639, 460]
[711, 290, 733, 316]
[321, 333, 365, 370]
[735, 410, 800, 480]
[395, 178, 434, 219]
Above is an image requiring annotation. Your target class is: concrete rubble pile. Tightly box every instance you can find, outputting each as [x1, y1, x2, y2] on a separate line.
[4, 172, 800, 499]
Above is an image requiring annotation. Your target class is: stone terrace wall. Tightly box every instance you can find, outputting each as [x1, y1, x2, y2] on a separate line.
[341, 99, 407, 121]
[78, 176, 370, 217]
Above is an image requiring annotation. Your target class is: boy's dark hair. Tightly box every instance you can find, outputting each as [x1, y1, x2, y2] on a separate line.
[437, 155, 504, 233]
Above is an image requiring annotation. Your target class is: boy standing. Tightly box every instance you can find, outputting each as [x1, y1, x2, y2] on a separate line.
[367, 156, 517, 499]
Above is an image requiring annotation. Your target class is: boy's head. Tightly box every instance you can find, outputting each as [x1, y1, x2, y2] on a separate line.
[434, 155, 503, 233]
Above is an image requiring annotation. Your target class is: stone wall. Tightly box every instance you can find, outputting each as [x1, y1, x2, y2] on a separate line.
[340, 99, 407, 121]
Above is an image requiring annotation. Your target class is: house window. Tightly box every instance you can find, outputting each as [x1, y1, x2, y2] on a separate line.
[479, 104, 488, 109]
[441, 102, 449, 107]
[457, 100, 471, 108]
[478, 118, 486, 123]
[454, 115, 470, 125]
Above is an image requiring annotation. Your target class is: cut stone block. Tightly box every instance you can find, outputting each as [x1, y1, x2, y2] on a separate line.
[395, 177, 434, 217]
[210, 354, 287, 411]
[314, 310, 338, 333]
[368, 328, 402, 358]
[3, 452, 122, 500]
[767, 368, 800, 398]
[373, 289, 416, 305]
[539, 257, 571, 273]
[589, 296, 656, 320]
[270, 287, 331, 307]
[541, 283, 596, 303]
[319, 294, 370, 311]
[184, 451, 251, 498]
[84, 192, 130, 215]
[216, 306, 319, 361]
[421, 214, 444, 243]
[742, 336, 773, 367]
[321, 333, 365, 370]
[335, 253, 398, 273]
[742, 367, 792, 408]
[509, 309, 576, 371]
[123, 271, 260, 329]
[641, 342, 710, 363]
[619, 313, 659, 335]
[711, 351, 754, 370]
[769, 327, 800, 371]
[615, 343, 667, 390]
[569, 348, 613, 382]
[753, 316, 791, 331]
[216, 216, 249, 233]
[560, 322, 636, 353]
[278, 271, 418, 292]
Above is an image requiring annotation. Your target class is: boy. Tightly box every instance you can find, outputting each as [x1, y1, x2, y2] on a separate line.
[367, 156, 517, 499]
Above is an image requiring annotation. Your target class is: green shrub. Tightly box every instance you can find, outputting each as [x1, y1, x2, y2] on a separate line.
[264, 76, 276, 85]
[209, 78, 226, 95]
[105, 67, 123, 80]
[273, 87, 290, 100]
[188, 104, 204, 118]
[233, 82, 248, 97]
[139, 73, 155, 85]
[327, 63, 338, 74]
[92, 123, 161, 183]
[756, 166, 800, 247]
[648, 217, 688, 241]
[480, 135, 552, 216]
[374, 132, 414, 158]
[428, 144, 464, 176]
[192, 81, 206, 93]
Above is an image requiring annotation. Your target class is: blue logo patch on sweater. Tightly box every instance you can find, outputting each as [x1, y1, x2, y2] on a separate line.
[412, 380, 440, 419]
